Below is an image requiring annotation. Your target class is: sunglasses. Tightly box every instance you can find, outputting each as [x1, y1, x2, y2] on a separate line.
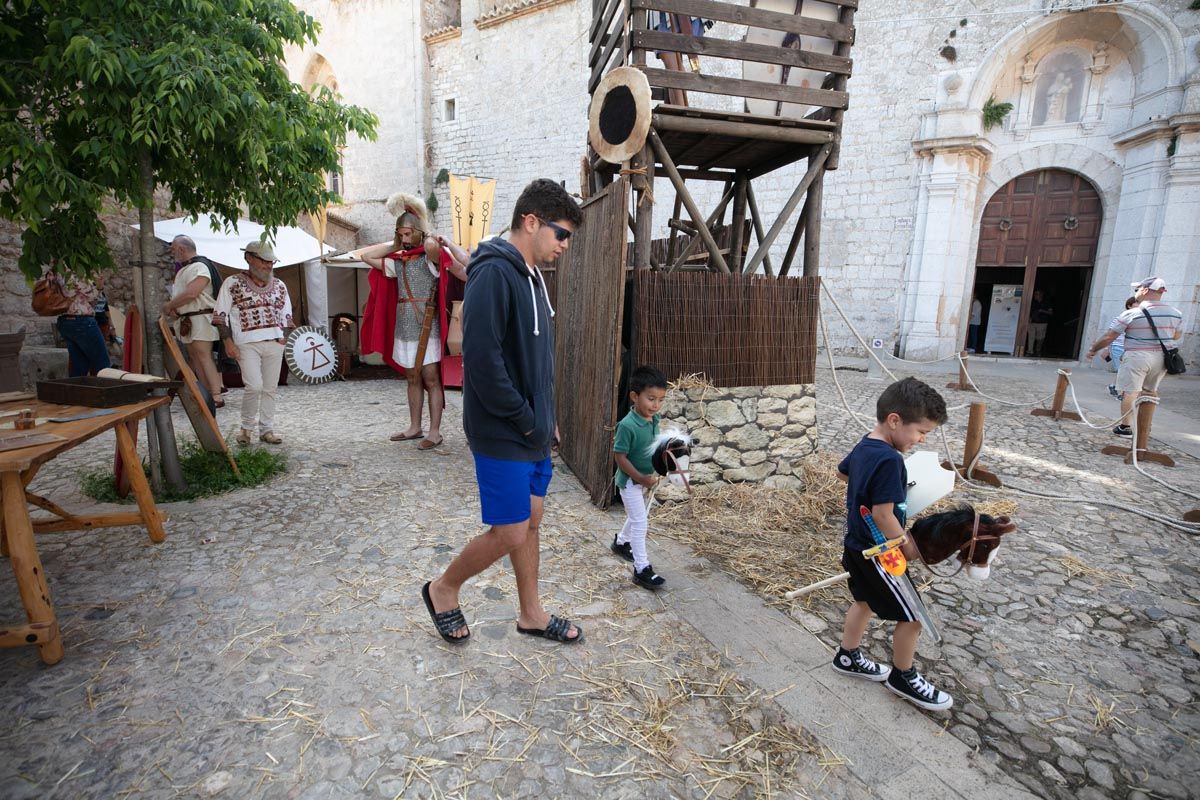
[532, 215, 572, 242]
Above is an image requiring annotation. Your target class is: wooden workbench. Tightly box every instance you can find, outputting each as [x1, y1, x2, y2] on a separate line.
[0, 395, 170, 665]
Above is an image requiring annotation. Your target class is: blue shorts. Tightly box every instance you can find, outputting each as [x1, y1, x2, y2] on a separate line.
[472, 453, 553, 525]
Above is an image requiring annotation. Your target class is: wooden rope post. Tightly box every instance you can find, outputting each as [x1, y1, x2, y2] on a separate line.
[1184, 510, 1200, 523]
[1031, 369, 1082, 421]
[945, 351, 975, 392]
[1101, 396, 1176, 467]
[941, 402, 1002, 487]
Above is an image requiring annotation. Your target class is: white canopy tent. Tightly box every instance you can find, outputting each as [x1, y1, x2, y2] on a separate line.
[133, 214, 335, 330]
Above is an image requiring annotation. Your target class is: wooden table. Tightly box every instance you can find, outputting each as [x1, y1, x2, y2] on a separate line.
[0, 396, 170, 665]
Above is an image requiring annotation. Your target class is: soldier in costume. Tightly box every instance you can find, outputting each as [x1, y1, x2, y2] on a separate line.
[361, 193, 467, 450]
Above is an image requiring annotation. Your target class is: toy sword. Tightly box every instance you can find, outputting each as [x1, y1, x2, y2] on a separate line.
[859, 506, 942, 644]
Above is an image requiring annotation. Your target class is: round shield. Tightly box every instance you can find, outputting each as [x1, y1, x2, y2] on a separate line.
[588, 66, 652, 165]
[285, 326, 339, 385]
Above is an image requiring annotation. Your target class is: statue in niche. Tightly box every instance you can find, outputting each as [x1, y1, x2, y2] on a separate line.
[1045, 73, 1074, 123]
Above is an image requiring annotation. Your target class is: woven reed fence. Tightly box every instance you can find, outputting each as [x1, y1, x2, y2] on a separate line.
[554, 178, 630, 507]
[633, 271, 819, 387]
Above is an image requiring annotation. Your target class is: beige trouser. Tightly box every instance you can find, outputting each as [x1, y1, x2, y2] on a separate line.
[237, 340, 284, 433]
[1026, 323, 1048, 355]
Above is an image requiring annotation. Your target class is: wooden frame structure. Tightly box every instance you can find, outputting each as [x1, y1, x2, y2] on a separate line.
[586, 0, 856, 277]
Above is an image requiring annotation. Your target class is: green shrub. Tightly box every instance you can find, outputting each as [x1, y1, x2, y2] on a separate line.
[82, 441, 287, 504]
[982, 96, 1014, 131]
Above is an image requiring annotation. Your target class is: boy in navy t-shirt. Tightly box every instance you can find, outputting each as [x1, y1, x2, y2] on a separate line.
[832, 377, 953, 711]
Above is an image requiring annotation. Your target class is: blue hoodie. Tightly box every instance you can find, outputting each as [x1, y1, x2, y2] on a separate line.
[461, 237, 556, 461]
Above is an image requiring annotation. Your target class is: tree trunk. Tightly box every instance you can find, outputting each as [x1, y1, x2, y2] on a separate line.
[137, 148, 186, 491]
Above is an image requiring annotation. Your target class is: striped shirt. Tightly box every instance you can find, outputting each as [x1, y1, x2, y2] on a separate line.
[1110, 302, 1182, 351]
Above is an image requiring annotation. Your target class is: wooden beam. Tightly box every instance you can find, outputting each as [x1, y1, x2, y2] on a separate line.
[777, 203, 807, 278]
[632, 143, 654, 270]
[802, 172, 823, 276]
[667, 181, 736, 272]
[589, 29, 625, 93]
[666, 193, 684, 264]
[632, 0, 855, 41]
[673, 167, 739, 182]
[744, 180, 774, 276]
[589, 0, 623, 47]
[639, 67, 848, 109]
[728, 177, 748, 272]
[632, 30, 852, 74]
[656, 103, 838, 130]
[743, 144, 830, 274]
[827, 3, 856, 169]
[651, 130, 730, 274]
[651, 112, 834, 145]
[0, 621, 57, 648]
[32, 511, 160, 535]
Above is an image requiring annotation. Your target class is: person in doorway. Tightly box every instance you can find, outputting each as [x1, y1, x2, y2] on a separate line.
[360, 194, 467, 450]
[1085, 277, 1183, 437]
[966, 296, 983, 353]
[52, 270, 112, 377]
[1026, 289, 1053, 357]
[212, 240, 294, 445]
[830, 377, 953, 711]
[611, 365, 669, 590]
[421, 178, 583, 646]
[1103, 296, 1138, 397]
[162, 237, 224, 406]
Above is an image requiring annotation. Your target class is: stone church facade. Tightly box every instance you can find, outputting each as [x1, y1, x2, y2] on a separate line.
[7, 1, 1193, 368]
[284, 0, 1199, 364]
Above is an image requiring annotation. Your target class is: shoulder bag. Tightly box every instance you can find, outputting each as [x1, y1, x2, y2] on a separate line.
[1141, 308, 1186, 375]
[31, 272, 71, 316]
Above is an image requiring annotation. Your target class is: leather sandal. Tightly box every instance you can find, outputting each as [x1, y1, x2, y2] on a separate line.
[516, 615, 583, 644]
[421, 582, 470, 644]
[390, 431, 424, 442]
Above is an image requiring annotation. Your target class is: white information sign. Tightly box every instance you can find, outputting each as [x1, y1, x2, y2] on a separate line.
[984, 285, 1022, 355]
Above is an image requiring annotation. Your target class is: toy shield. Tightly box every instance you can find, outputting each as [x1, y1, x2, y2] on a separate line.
[588, 67, 652, 165]
[903, 450, 955, 516]
[285, 326, 339, 385]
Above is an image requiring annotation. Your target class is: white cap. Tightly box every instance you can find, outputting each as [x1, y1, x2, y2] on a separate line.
[1131, 276, 1166, 292]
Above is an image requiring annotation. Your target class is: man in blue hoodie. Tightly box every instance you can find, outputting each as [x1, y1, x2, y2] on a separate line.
[422, 179, 584, 645]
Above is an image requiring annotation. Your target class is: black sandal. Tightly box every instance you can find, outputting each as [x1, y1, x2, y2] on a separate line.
[421, 581, 470, 644]
[516, 615, 583, 644]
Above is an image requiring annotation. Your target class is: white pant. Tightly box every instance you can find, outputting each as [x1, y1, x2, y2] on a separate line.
[237, 340, 284, 433]
[617, 482, 652, 571]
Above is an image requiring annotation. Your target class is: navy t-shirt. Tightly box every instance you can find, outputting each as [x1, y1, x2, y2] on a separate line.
[837, 436, 908, 550]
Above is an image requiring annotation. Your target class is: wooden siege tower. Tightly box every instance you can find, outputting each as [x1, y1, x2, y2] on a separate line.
[557, 0, 859, 505]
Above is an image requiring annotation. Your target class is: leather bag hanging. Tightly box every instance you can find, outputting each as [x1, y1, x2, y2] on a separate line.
[31, 273, 71, 317]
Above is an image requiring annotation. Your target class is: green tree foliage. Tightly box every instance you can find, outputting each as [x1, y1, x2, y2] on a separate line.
[0, 0, 379, 280]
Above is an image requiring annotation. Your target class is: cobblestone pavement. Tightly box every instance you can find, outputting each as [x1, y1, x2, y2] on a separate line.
[0, 381, 874, 800]
[806, 361, 1200, 800]
[0, 364, 1196, 799]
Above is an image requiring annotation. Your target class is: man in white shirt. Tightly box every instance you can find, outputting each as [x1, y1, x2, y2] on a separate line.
[212, 241, 295, 445]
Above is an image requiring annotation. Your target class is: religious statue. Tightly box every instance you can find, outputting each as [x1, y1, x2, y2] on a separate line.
[1045, 73, 1073, 123]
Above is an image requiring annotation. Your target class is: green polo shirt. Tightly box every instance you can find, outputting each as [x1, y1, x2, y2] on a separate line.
[613, 409, 660, 489]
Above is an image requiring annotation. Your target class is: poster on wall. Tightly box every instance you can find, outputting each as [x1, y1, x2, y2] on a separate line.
[985, 285, 1022, 355]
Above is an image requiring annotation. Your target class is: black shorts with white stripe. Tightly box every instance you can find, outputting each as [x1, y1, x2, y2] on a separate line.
[841, 546, 919, 622]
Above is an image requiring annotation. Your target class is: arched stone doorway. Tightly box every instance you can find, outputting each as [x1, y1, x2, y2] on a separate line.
[971, 168, 1101, 358]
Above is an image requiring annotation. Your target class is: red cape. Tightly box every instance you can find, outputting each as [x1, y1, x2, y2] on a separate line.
[360, 246, 455, 375]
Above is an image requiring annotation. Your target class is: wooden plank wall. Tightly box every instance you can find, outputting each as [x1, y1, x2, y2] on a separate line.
[553, 178, 631, 507]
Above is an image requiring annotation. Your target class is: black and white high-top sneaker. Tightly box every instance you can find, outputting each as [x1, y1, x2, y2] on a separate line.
[886, 667, 954, 711]
[633, 565, 665, 590]
[831, 648, 890, 682]
[610, 535, 633, 562]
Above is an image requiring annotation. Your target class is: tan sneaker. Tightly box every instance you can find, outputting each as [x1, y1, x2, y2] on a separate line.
[259, 431, 283, 445]
[235, 429, 252, 446]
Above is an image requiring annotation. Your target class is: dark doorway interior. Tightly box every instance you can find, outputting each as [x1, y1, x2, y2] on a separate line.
[971, 266, 1023, 355]
[1032, 267, 1092, 359]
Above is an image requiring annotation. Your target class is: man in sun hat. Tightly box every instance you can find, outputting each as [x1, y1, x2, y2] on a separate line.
[212, 239, 295, 445]
[1085, 277, 1183, 437]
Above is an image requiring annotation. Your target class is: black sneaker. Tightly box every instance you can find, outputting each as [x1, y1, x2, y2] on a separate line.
[1113, 424, 1133, 438]
[886, 667, 953, 711]
[633, 565, 665, 590]
[1107, 384, 1119, 398]
[610, 535, 633, 562]
[831, 648, 890, 682]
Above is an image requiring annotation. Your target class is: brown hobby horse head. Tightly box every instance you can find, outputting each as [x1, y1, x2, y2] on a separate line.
[909, 505, 1018, 580]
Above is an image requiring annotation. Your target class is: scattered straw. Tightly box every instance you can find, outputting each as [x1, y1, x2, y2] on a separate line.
[669, 373, 717, 392]
[1058, 556, 1135, 588]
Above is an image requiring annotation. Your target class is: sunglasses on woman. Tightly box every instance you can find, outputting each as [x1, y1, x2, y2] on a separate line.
[532, 215, 572, 242]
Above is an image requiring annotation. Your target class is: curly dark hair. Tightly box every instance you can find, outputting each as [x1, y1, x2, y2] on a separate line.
[510, 178, 583, 231]
[876, 377, 948, 425]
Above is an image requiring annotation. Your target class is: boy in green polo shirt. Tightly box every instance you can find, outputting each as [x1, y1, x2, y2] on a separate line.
[611, 366, 668, 589]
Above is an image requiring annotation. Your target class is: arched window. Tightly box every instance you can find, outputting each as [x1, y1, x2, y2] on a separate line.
[302, 55, 344, 196]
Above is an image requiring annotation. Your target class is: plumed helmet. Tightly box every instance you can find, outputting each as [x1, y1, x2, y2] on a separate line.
[386, 192, 430, 235]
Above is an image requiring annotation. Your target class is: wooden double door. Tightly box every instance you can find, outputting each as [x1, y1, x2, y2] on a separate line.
[973, 169, 1102, 358]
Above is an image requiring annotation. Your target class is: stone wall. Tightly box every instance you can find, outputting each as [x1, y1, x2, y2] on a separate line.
[660, 384, 816, 490]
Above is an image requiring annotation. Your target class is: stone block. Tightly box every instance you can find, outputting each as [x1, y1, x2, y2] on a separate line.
[738, 398, 757, 423]
[764, 475, 803, 489]
[702, 399, 745, 429]
[724, 424, 769, 450]
[763, 384, 805, 399]
[690, 461, 722, 484]
[690, 425, 722, 447]
[758, 397, 786, 415]
[689, 446, 714, 462]
[769, 435, 815, 458]
[757, 412, 788, 430]
[20, 346, 68, 388]
[787, 397, 817, 427]
[713, 446, 742, 469]
[741, 450, 767, 466]
[722, 463, 775, 482]
[684, 402, 705, 421]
